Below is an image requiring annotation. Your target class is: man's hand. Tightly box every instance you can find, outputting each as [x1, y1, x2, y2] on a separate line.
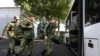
[28, 25, 33, 28]
[2, 36, 6, 39]
[44, 36, 48, 42]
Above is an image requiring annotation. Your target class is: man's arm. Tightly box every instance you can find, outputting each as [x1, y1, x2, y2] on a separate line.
[2, 23, 11, 38]
[44, 23, 49, 41]
[19, 20, 33, 29]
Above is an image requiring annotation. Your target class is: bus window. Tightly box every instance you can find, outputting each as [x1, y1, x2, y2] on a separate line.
[85, 0, 100, 26]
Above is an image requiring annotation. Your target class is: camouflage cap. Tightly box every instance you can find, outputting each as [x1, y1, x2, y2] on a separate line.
[14, 16, 19, 20]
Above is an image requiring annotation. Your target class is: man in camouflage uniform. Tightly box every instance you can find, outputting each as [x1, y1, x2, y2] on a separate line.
[37, 22, 45, 39]
[2, 16, 19, 56]
[43, 17, 57, 56]
[15, 16, 35, 56]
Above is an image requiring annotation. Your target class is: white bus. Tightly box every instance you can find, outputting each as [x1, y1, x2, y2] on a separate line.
[65, 0, 100, 56]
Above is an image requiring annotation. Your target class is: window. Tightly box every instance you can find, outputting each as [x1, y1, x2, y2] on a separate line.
[85, 0, 100, 26]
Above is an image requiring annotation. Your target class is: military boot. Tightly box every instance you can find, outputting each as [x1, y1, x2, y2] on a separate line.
[28, 54, 31, 56]
[13, 54, 19, 56]
[12, 50, 15, 55]
[7, 49, 11, 56]
[41, 50, 47, 56]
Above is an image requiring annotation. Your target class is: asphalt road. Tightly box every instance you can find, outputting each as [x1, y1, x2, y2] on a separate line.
[0, 39, 76, 56]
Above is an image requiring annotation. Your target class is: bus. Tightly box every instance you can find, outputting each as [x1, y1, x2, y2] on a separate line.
[65, 0, 100, 56]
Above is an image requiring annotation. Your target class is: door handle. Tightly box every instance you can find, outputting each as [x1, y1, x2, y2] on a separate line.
[88, 40, 94, 48]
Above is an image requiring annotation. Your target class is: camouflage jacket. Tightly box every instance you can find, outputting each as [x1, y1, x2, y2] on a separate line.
[44, 22, 57, 37]
[2, 21, 17, 38]
[19, 19, 34, 39]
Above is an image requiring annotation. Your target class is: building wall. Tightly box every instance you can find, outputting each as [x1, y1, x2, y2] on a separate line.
[0, 7, 20, 38]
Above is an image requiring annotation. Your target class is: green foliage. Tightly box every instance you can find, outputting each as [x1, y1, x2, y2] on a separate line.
[14, 0, 71, 21]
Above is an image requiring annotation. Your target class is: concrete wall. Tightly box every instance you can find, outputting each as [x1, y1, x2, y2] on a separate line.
[0, 7, 20, 38]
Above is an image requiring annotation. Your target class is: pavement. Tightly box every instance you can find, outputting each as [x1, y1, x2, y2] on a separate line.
[0, 39, 76, 56]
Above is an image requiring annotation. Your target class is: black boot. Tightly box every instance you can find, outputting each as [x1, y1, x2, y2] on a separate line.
[47, 54, 52, 56]
[13, 54, 19, 56]
[41, 50, 47, 56]
[7, 49, 11, 56]
[12, 50, 15, 55]
[28, 54, 31, 56]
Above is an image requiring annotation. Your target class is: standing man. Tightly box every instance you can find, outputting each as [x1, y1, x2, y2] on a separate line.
[37, 21, 45, 39]
[2, 16, 19, 56]
[15, 15, 35, 56]
[44, 17, 57, 56]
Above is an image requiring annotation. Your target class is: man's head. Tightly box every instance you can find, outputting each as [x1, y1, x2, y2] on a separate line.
[14, 16, 19, 22]
[51, 17, 57, 23]
[28, 15, 35, 22]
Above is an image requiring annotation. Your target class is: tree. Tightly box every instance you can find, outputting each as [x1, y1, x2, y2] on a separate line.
[14, 0, 71, 21]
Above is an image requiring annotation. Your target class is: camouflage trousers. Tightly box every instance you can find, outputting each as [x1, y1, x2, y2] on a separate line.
[9, 37, 16, 51]
[16, 38, 33, 56]
[46, 35, 54, 56]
